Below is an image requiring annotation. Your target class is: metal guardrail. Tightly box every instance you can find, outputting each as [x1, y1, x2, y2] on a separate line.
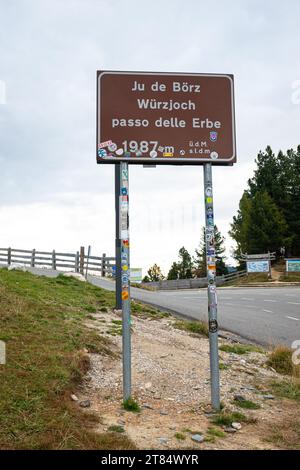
[0, 247, 115, 276]
[140, 269, 248, 290]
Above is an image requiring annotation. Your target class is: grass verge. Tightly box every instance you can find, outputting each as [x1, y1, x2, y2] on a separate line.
[269, 379, 300, 401]
[0, 269, 135, 450]
[173, 319, 209, 337]
[220, 343, 263, 355]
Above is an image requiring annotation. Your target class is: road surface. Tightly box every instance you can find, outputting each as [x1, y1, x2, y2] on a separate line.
[89, 276, 300, 347]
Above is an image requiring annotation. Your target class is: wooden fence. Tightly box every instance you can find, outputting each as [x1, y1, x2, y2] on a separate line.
[0, 247, 115, 276]
[140, 270, 248, 290]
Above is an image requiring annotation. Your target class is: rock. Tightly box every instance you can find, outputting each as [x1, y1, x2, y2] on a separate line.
[145, 382, 152, 389]
[142, 403, 153, 409]
[234, 394, 246, 402]
[224, 427, 237, 433]
[232, 422, 242, 430]
[263, 394, 275, 400]
[160, 410, 168, 415]
[191, 434, 204, 443]
[70, 394, 79, 402]
[158, 438, 168, 445]
[79, 400, 91, 408]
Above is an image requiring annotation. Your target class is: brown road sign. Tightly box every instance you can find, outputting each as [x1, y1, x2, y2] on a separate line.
[96, 71, 236, 165]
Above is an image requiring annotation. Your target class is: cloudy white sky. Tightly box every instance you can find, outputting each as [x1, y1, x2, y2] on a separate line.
[0, 0, 299, 275]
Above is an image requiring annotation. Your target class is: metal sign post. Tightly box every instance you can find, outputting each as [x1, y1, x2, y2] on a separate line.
[120, 161, 131, 400]
[203, 163, 220, 410]
[115, 163, 122, 309]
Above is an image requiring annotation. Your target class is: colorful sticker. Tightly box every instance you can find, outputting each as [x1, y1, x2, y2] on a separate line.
[210, 151, 219, 160]
[179, 149, 185, 155]
[108, 143, 117, 152]
[123, 240, 129, 247]
[121, 187, 128, 196]
[150, 150, 157, 158]
[205, 187, 212, 197]
[124, 152, 131, 157]
[116, 148, 124, 156]
[163, 152, 174, 157]
[122, 291, 129, 300]
[210, 132, 218, 142]
[136, 151, 142, 157]
[206, 196, 213, 204]
[98, 140, 112, 149]
[98, 148, 107, 158]
[209, 319, 218, 333]
[158, 146, 164, 152]
[122, 265, 128, 271]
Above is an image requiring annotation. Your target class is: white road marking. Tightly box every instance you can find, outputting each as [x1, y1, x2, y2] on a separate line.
[286, 316, 299, 321]
[263, 299, 277, 302]
[241, 297, 254, 301]
[262, 309, 273, 313]
[287, 302, 300, 305]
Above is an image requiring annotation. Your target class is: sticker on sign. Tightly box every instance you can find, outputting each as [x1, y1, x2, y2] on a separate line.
[96, 71, 236, 165]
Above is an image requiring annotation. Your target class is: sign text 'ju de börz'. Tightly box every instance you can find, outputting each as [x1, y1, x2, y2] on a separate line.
[97, 71, 236, 165]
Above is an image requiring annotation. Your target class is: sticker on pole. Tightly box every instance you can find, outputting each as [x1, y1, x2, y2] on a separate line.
[97, 71, 236, 165]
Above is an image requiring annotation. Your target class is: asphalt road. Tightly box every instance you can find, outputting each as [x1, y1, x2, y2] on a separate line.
[89, 276, 300, 347]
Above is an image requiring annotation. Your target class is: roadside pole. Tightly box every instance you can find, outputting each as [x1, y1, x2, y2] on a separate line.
[203, 163, 220, 410]
[115, 163, 122, 309]
[120, 162, 131, 400]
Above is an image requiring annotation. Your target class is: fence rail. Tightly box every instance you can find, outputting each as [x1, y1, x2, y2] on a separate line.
[0, 247, 115, 277]
[140, 270, 248, 290]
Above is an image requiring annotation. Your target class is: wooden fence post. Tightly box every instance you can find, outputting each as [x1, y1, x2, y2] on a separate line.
[80, 246, 85, 275]
[75, 251, 79, 273]
[52, 250, 56, 270]
[31, 249, 36, 267]
[101, 253, 106, 277]
[7, 247, 11, 266]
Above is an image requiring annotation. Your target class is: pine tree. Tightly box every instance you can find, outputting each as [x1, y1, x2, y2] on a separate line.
[194, 226, 228, 277]
[167, 262, 180, 280]
[230, 145, 300, 259]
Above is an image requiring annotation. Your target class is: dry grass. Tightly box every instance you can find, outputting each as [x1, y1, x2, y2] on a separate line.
[267, 345, 300, 377]
[266, 419, 300, 449]
[0, 269, 135, 450]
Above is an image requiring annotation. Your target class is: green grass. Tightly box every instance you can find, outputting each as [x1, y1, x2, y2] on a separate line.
[267, 346, 300, 376]
[122, 397, 141, 413]
[174, 432, 186, 440]
[212, 411, 255, 426]
[270, 380, 300, 401]
[219, 343, 263, 355]
[219, 362, 228, 370]
[173, 320, 209, 337]
[206, 427, 226, 438]
[131, 301, 170, 320]
[279, 274, 300, 282]
[0, 269, 135, 450]
[107, 425, 125, 433]
[226, 273, 270, 286]
[234, 398, 261, 409]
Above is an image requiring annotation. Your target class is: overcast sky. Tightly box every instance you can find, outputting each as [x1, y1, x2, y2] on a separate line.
[0, 0, 299, 275]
